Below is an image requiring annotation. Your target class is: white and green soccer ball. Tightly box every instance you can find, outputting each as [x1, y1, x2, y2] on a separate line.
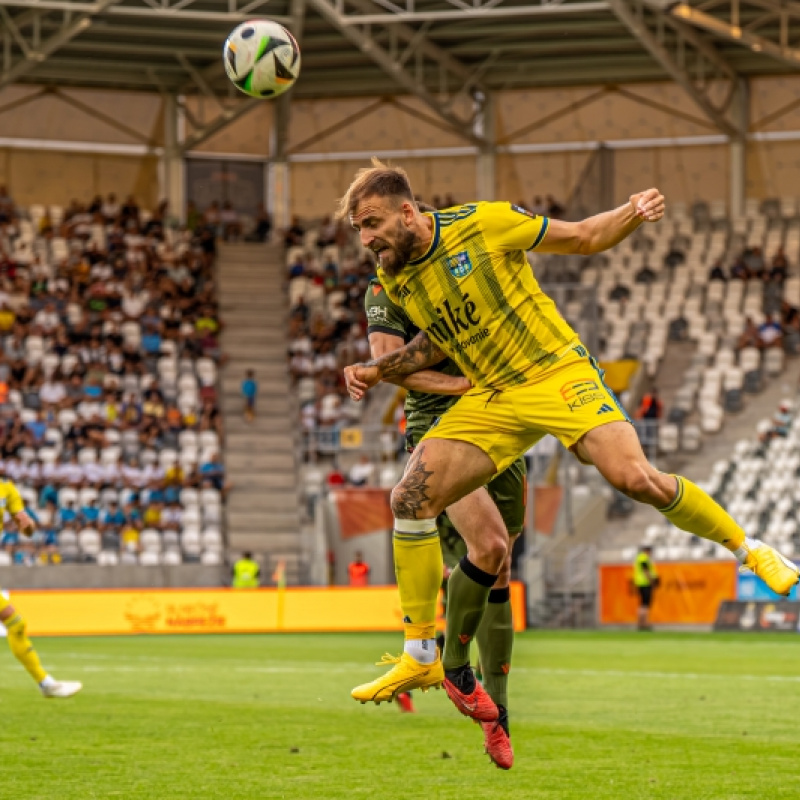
[223, 20, 301, 99]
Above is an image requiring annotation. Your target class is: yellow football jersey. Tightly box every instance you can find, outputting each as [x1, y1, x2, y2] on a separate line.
[0, 480, 24, 516]
[377, 201, 579, 390]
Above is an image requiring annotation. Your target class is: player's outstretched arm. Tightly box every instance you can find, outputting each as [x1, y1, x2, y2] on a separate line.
[345, 331, 447, 401]
[537, 188, 665, 256]
[368, 331, 471, 397]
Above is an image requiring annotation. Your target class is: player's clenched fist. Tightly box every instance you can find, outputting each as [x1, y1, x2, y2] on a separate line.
[630, 188, 665, 223]
[344, 362, 381, 402]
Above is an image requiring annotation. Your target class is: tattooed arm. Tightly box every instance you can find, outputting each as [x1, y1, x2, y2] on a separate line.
[368, 331, 470, 396]
[344, 330, 447, 401]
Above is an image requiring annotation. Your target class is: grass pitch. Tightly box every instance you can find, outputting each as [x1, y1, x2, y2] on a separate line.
[1, 630, 800, 799]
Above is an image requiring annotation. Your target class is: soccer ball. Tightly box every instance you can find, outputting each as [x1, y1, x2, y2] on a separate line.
[223, 20, 301, 99]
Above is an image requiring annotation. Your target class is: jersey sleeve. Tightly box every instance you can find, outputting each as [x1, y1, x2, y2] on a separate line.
[6, 483, 24, 515]
[365, 281, 413, 341]
[479, 201, 550, 253]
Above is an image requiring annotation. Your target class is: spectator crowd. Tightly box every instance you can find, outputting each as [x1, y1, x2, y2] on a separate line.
[0, 189, 226, 567]
[284, 214, 372, 448]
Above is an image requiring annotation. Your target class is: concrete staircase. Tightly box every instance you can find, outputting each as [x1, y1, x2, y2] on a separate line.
[217, 243, 305, 583]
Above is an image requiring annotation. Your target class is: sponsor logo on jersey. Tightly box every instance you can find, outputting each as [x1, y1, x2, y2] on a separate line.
[560, 379, 606, 412]
[510, 203, 538, 219]
[398, 286, 412, 299]
[367, 306, 388, 322]
[446, 251, 474, 279]
[426, 293, 488, 352]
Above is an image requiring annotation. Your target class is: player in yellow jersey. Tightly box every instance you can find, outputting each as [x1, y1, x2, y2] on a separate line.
[0, 479, 82, 698]
[341, 159, 799, 728]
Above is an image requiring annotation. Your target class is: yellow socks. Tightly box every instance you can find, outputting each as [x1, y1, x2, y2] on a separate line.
[659, 475, 745, 552]
[4, 612, 47, 684]
[393, 518, 443, 664]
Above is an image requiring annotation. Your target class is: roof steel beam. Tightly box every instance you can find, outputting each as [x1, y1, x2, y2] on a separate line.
[334, 0, 609, 24]
[179, 98, 260, 152]
[0, 0, 290, 23]
[309, 0, 486, 144]
[0, 0, 119, 88]
[668, 1, 800, 68]
[610, 0, 742, 136]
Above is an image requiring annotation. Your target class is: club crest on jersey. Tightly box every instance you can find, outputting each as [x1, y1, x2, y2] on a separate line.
[446, 251, 474, 279]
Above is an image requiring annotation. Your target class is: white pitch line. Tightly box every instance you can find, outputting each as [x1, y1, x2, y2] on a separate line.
[5, 662, 800, 682]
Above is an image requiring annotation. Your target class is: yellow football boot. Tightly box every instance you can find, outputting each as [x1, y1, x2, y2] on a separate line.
[351, 652, 444, 704]
[740, 540, 800, 596]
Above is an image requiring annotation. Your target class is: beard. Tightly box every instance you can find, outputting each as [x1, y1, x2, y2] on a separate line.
[375, 224, 417, 276]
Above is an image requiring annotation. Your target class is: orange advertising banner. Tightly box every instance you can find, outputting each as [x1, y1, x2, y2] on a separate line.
[9, 582, 526, 636]
[599, 561, 738, 625]
[331, 488, 394, 539]
[534, 486, 563, 535]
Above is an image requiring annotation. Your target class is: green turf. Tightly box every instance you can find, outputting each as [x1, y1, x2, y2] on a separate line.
[1, 630, 800, 798]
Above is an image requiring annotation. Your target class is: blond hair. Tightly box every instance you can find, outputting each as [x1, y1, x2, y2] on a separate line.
[335, 157, 416, 220]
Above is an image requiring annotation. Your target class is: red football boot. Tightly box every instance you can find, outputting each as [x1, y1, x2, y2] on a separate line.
[443, 665, 498, 722]
[481, 706, 513, 770]
[396, 692, 416, 713]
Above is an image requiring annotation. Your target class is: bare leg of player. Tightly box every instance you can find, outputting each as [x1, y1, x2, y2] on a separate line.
[390, 439, 506, 723]
[351, 438, 498, 706]
[0, 599, 82, 698]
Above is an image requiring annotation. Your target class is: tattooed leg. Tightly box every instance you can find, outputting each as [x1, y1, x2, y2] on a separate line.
[384, 437, 501, 674]
[390, 438, 497, 521]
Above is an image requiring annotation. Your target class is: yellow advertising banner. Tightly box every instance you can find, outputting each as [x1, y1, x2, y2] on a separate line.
[597, 359, 639, 393]
[11, 582, 527, 637]
[599, 561, 738, 625]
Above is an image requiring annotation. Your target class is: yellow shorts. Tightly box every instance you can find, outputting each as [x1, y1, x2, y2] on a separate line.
[421, 345, 630, 472]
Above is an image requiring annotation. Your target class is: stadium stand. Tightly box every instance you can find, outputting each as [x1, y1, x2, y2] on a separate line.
[628, 396, 800, 561]
[0, 195, 225, 568]
[286, 215, 412, 525]
[286, 218, 375, 450]
[539, 198, 800, 454]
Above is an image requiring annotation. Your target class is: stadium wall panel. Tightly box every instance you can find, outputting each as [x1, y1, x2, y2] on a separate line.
[291, 155, 477, 218]
[0, 86, 161, 144]
[0, 148, 159, 209]
[4, 78, 800, 211]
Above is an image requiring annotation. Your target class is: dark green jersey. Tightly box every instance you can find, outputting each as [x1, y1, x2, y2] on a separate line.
[365, 278, 462, 432]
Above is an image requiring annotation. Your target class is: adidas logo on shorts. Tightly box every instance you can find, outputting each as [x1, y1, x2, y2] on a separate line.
[597, 404, 614, 415]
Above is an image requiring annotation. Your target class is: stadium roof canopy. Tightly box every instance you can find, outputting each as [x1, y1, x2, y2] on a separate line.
[0, 0, 798, 139]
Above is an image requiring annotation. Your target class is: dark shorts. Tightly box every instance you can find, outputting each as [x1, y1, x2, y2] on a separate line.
[637, 585, 653, 608]
[407, 424, 526, 568]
